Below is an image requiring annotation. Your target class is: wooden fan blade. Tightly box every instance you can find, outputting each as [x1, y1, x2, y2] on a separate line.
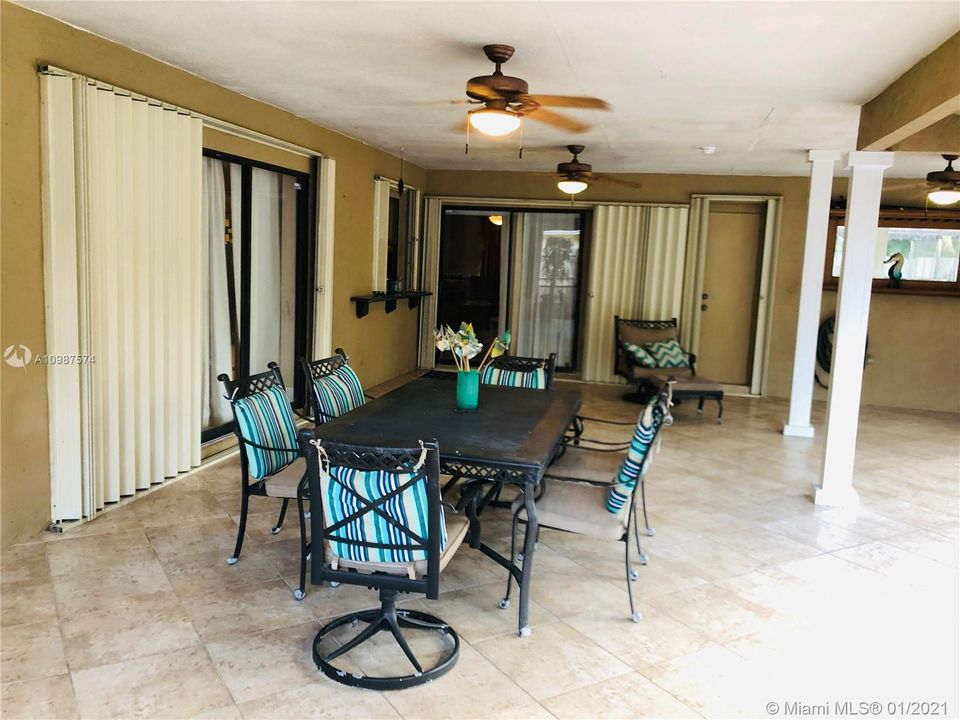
[884, 179, 929, 190]
[466, 82, 502, 101]
[592, 172, 643, 189]
[524, 94, 610, 110]
[525, 107, 590, 134]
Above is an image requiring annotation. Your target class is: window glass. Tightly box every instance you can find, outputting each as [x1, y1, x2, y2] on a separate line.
[831, 226, 960, 282]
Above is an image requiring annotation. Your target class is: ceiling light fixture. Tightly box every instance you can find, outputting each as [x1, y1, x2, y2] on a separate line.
[468, 107, 522, 137]
[928, 189, 960, 206]
[488, 215, 503, 226]
[557, 179, 589, 195]
[927, 155, 960, 205]
[701, 145, 717, 155]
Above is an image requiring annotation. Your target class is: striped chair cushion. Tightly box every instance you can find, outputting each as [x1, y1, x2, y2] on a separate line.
[313, 364, 365, 422]
[622, 341, 657, 368]
[234, 384, 299, 481]
[606, 400, 657, 513]
[321, 466, 447, 564]
[480, 365, 547, 390]
[643, 338, 690, 368]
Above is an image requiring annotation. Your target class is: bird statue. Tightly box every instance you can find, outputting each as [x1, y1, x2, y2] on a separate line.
[884, 252, 904, 288]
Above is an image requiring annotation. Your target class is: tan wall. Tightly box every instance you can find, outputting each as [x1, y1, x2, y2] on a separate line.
[0, 2, 424, 547]
[425, 170, 960, 414]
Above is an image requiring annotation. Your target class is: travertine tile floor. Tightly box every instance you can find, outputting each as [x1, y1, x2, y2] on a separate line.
[2, 382, 958, 719]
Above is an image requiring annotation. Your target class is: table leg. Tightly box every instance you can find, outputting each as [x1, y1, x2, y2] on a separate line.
[517, 483, 539, 638]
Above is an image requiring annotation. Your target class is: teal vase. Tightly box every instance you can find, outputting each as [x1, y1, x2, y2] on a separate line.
[456, 370, 480, 412]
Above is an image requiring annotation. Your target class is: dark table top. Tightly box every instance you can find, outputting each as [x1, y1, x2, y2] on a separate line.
[307, 377, 582, 485]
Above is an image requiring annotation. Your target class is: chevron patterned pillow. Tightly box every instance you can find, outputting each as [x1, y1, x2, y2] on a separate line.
[621, 341, 657, 368]
[644, 338, 690, 368]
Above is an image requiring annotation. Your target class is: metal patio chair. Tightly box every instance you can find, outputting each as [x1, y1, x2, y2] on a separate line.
[300, 347, 373, 424]
[480, 352, 557, 390]
[504, 383, 674, 622]
[220, 362, 311, 600]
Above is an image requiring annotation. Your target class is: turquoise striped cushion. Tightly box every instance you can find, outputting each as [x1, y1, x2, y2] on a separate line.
[644, 339, 690, 368]
[606, 400, 657, 513]
[313, 364, 365, 422]
[480, 365, 547, 390]
[322, 466, 447, 563]
[234, 384, 299, 480]
[622, 341, 657, 368]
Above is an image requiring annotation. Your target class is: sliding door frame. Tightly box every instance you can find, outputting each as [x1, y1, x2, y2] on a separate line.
[418, 196, 686, 372]
[200, 149, 312, 442]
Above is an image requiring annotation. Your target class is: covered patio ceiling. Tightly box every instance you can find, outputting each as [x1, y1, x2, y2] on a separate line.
[20, 1, 959, 178]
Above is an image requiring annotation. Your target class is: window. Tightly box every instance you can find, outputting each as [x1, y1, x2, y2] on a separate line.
[373, 177, 419, 292]
[824, 207, 960, 296]
[201, 150, 312, 440]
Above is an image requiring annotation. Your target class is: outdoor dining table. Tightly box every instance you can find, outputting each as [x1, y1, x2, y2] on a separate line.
[301, 375, 582, 637]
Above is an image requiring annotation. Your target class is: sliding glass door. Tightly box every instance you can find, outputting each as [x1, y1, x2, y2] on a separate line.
[435, 207, 588, 372]
[201, 150, 311, 440]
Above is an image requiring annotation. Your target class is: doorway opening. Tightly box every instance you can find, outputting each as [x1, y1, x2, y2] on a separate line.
[682, 195, 781, 395]
[200, 149, 312, 442]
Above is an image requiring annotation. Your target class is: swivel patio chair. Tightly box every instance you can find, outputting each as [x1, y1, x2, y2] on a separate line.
[480, 352, 557, 390]
[300, 347, 371, 424]
[301, 437, 472, 690]
[220, 362, 311, 600]
[503, 383, 673, 622]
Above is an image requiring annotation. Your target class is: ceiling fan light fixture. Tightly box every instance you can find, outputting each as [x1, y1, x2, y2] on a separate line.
[488, 215, 504, 226]
[928, 189, 960, 206]
[557, 179, 588, 195]
[468, 108, 522, 137]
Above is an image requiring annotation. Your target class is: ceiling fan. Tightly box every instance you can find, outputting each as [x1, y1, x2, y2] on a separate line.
[885, 154, 960, 206]
[555, 145, 644, 195]
[460, 44, 610, 141]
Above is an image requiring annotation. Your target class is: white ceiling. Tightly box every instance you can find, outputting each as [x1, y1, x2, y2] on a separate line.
[21, 1, 960, 178]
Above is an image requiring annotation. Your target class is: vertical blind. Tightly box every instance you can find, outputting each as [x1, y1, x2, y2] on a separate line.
[42, 73, 203, 521]
[582, 205, 689, 383]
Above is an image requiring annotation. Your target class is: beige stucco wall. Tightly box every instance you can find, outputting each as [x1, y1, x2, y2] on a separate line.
[0, 2, 424, 547]
[425, 170, 960, 414]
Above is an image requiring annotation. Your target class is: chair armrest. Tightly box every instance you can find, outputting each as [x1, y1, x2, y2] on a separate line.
[236, 435, 300, 455]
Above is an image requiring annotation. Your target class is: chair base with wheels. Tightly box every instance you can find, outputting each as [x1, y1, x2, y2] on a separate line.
[312, 587, 460, 690]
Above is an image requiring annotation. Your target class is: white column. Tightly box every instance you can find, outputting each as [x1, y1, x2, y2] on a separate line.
[814, 151, 894, 506]
[784, 150, 841, 438]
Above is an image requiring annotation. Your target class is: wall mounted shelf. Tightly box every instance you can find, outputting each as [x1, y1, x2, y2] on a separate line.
[350, 290, 431, 319]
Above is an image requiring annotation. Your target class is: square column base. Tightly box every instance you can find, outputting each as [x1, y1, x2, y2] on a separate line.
[783, 424, 816, 438]
[812, 483, 860, 507]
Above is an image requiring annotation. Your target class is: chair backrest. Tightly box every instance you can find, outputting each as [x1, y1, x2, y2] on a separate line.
[219, 363, 299, 481]
[480, 353, 557, 390]
[605, 382, 673, 514]
[613, 317, 680, 377]
[301, 437, 446, 599]
[300, 347, 365, 423]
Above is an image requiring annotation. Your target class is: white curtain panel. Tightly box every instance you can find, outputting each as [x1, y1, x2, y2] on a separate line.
[515, 212, 581, 367]
[582, 205, 649, 382]
[42, 73, 202, 521]
[201, 158, 236, 429]
[640, 206, 690, 320]
[582, 205, 689, 383]
[248, 168, 283, 378]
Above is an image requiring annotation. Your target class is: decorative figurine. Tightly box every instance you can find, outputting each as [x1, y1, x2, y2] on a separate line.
[884, 252, 904, 288]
